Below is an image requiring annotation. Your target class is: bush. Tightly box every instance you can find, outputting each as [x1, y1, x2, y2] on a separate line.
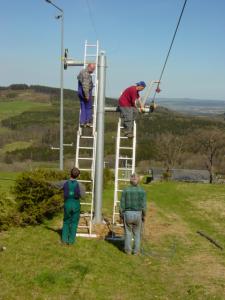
[0, 193, 17, 230]
[13, 169, 68, 225]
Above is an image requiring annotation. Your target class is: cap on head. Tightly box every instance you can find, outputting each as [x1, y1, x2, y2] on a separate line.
[70, 167, 80, 179]
[136, 81, 146, 88]
[130, 173, 139, 186]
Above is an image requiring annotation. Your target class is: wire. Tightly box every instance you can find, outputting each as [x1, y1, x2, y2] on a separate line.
[85, 0, 98, 40]
[153, 0, 188, 102]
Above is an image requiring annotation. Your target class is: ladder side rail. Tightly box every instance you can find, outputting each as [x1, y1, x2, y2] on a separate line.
[113, 118, 121, 225]
[93, 79, 98, 135]
[132, 121, 136, 173]
[92, 41, 99, 134]
[84, 40, 88, 68]
[75, 129, 81, 167]
[89, 132, 97, 234]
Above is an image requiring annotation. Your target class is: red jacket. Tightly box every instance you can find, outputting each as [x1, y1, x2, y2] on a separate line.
[119, 86, 139, 107]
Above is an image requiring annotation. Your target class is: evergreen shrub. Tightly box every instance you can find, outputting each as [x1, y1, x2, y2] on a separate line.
[13, 169, 68, 225]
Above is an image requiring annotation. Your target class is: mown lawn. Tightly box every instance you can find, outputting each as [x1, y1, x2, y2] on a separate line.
[1, 181, 225, 300]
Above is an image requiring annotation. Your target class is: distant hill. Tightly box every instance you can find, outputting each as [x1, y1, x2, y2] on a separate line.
[155, 98, 225, 116]
[1, 84, 225, 173]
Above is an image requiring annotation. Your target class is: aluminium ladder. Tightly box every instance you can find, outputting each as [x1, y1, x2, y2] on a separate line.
[112, 118, 137, 238]
[75, 40, 99, 237]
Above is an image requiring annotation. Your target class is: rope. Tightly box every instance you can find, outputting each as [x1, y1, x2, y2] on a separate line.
[152, 0, 188, 102]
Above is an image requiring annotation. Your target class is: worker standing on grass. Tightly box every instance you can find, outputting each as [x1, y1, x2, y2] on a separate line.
[61, 167, 85, 245]
[77, 63, 96, 127]
[118, 81, 146, 138]
[120, 173, 147, 255]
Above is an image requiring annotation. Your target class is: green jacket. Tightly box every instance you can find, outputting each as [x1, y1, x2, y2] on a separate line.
[120, 185, 147, 216]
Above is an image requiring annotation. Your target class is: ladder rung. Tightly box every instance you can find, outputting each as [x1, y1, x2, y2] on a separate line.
[86, 54, 96, 57]
[80, 213, 92, 217]
[118, 179, 130, 182]
[78, 180, 92, 183]
[120, 136, 129, 139]
[116, 189, 123, 192]
[79, 168, 92, 171]
[118, 168, 133, 170]
[114, 223, 124, 227]
[80, 202, 92, 205]
[78, 157, 93, 160]
[78, 225, 90, 229]
[79, 147, 93, 150]
[81, 136, 94, 139]
[119, 147, 133, 150]
[114, 212, 120, 215]
[85, 191, 93, 194]
[86, 44, 97, 47]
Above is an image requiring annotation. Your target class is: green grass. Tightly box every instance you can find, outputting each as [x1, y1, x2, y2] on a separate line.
[1, 181, 225, 299]
[0, 100, 50, 121]
[0, 141, 32, 154]
[0, 171, 19, 194]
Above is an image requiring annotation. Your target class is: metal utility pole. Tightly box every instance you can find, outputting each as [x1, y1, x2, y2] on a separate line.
[94, 52, 107, 223]
[45, 0, 64, 170]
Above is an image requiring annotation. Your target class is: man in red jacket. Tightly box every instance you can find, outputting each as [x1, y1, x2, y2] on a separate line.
[119, 81, 146, 138]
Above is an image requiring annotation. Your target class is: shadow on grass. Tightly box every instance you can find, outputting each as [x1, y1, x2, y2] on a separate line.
[104, 230, 124, 252]
[44, 226, 62, 237]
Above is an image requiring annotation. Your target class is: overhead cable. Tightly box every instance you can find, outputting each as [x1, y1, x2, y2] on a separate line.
[153, 0, 188, 101]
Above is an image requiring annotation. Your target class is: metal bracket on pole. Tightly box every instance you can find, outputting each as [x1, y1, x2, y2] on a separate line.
[64, 48, 95, 69]
[141, 80, 160, 106]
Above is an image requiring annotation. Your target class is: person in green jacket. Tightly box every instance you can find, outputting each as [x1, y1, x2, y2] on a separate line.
[61, 167, 85, 245]
[120, 173, 147, 255]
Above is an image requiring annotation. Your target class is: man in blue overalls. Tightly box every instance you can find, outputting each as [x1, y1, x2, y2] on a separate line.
[61, 167, 85, 244]
[77, 63, 96, 127]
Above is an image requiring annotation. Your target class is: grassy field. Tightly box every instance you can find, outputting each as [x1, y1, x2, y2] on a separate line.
[1, 181, 225, 300]
[0, 100, 50, 121]
[0, 171, 19, 194]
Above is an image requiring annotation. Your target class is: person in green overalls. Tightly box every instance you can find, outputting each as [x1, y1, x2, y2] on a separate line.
[61, 167, 84, 244]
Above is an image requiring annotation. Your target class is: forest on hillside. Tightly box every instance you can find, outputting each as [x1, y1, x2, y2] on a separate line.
[1, 84, 225, 180]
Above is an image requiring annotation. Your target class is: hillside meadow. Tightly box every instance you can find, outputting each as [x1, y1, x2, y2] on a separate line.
[1, 176, 225, 300]
[0, 85, 225, 174]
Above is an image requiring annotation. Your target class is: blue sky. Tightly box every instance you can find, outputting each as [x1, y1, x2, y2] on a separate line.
[0, 0, 225, 100]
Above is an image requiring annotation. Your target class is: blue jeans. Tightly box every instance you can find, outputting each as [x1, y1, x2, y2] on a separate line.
[124, 211, 142, 254]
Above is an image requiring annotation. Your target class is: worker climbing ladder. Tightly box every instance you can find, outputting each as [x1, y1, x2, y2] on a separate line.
[75, 40, 99, 237]
[112, 118, 136, 237]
